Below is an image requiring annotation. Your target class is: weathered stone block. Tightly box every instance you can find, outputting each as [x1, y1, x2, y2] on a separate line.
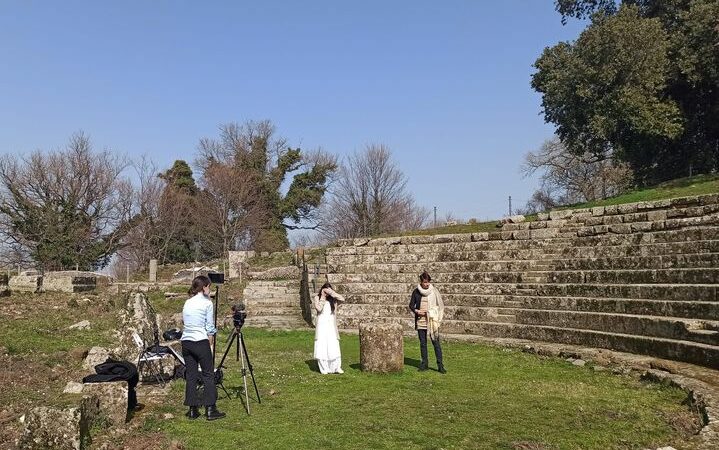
[647, 210, 668, 222]
[512, 230, 531, 240]
[549, 210, 572, 220]
[591, 206, 605, 216]
[471, 232, 489, 241]
[82, 381, 128, 427]
[617, 203, 638, 214]
[603, 215, 624, 225]
[545, 220, 567, 228]
[149, 259, 158, 282]
[19, 406, 88, 450]
[537, 212, 549, 221]
[609, 224, 632, 234]
[83, 346, 111, 372]
[359, 323, 403, 373]
[530, 228, 559, 239]
[10, 273, 43, 293]
[630, 222, 653, 232]
[43, 272, 96, 293]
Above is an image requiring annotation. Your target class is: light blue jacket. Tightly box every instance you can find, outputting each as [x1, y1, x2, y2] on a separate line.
[181, 293, 217, 342]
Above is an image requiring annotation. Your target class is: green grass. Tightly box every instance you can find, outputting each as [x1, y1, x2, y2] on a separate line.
[0, 294, 118, 355]
[557, 173, 719, 210]
[155, 328, 694, 450]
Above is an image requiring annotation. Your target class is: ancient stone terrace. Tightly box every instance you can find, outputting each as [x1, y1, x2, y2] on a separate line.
[326, 194, 719, 369]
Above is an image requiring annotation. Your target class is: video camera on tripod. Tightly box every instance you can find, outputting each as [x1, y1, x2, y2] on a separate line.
[231, 303, 247, 330]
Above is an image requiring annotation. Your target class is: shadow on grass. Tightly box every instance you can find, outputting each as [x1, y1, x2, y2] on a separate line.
[305, 359, 320, 373]
[404, 357, 422, 369]
[348, 358, 423, 371]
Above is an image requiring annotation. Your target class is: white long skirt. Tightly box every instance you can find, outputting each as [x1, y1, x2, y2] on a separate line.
[313, 302, 342, 374]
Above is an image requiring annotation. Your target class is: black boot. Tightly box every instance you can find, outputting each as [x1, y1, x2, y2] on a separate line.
[185, 406, 200, 420]
[438, 363, 447, 374]
[205, 405, 226, 421]
[418, 361, 428, 371]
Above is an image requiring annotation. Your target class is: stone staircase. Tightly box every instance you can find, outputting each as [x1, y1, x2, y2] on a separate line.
[242, 280, 307, 329]
[326, 194, 719, 369]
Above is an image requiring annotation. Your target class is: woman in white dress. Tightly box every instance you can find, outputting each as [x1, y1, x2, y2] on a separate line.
[313, 282, 345, 374]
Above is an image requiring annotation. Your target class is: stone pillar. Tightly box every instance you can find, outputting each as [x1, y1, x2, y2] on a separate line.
[149, 259, 158, 283]
[82, 381, 129, 427]
[359, 323, 404, 373]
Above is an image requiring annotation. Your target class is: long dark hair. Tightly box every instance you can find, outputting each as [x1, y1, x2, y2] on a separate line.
[318, 282, 337, 314]
[188, 275, 211, 297]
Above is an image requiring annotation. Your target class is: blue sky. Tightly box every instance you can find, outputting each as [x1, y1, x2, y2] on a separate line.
[0, 1, 585, 227]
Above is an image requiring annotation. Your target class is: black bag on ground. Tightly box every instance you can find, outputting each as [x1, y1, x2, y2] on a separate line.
[82, 358, 139, 410]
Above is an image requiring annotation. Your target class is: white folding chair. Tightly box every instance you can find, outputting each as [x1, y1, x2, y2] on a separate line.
[132, 332, 166, 385]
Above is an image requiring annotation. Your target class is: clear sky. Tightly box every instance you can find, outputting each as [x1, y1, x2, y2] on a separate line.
[0, 1, 585, 227]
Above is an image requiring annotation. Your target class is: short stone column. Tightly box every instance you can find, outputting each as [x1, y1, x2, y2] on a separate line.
[359, 322, 404, 373]
[83, 381, 129, 426]
[149, 259, 158, 282]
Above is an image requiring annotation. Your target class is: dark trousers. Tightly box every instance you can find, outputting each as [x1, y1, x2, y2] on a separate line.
[181, 339, 217, 407]
[417, 329, 443, 366]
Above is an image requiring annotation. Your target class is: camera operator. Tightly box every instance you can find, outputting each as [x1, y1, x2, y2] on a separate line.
[181, 275, 226, 421]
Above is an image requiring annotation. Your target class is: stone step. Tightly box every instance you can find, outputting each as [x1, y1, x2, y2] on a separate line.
[331, 268, 719, 285]
[329, 226, 719, 257]
[248, 307, 303, 317]
[343, 293, 522, 308]
[242, 288, 300, 297]
[558, 240, 719, 258]
[513, 295, 719, 320]
[329, 252, 719, 276]
[524, 283, 717, 302]
[245, 280, 299, 288]
[339, 304, 519, 323]
[246, 316, 308, 330]
[333, 281, 718, 300]
[334, 293, 719, 321]
[244, 298, 299, 307]
[329, 238, 719, 265]
[551, 253, 719, 271]
[514, 309, 719, 346]
[332, 246, 719, 273]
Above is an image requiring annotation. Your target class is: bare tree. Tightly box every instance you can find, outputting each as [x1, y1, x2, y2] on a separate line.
[194, 161, 267, 257]
[114, 155, 170, 273]
[196, 121, 337, 252]
[0, 132, 132, 270]
[521, 137, 634, 212]
[322, 144, 428, 240]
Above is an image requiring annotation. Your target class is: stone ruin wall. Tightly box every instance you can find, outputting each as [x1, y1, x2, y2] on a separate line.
[0, 271, 101, 294]
[326, 194, 719, 369]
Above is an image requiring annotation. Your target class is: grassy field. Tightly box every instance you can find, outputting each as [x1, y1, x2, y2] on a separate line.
[150, 328, 696, 450]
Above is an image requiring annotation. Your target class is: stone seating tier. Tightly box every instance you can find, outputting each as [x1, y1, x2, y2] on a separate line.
[242, 280, 307, 330]
[325, 194, 719, 369]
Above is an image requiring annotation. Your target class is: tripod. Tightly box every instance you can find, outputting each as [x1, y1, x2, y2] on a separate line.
[216, 326, 261, 414]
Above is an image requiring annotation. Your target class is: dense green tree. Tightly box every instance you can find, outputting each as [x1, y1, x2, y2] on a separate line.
[155, 160, 203, 263]
[535, 1, 719, 184]
[159, 160, 198, 195]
